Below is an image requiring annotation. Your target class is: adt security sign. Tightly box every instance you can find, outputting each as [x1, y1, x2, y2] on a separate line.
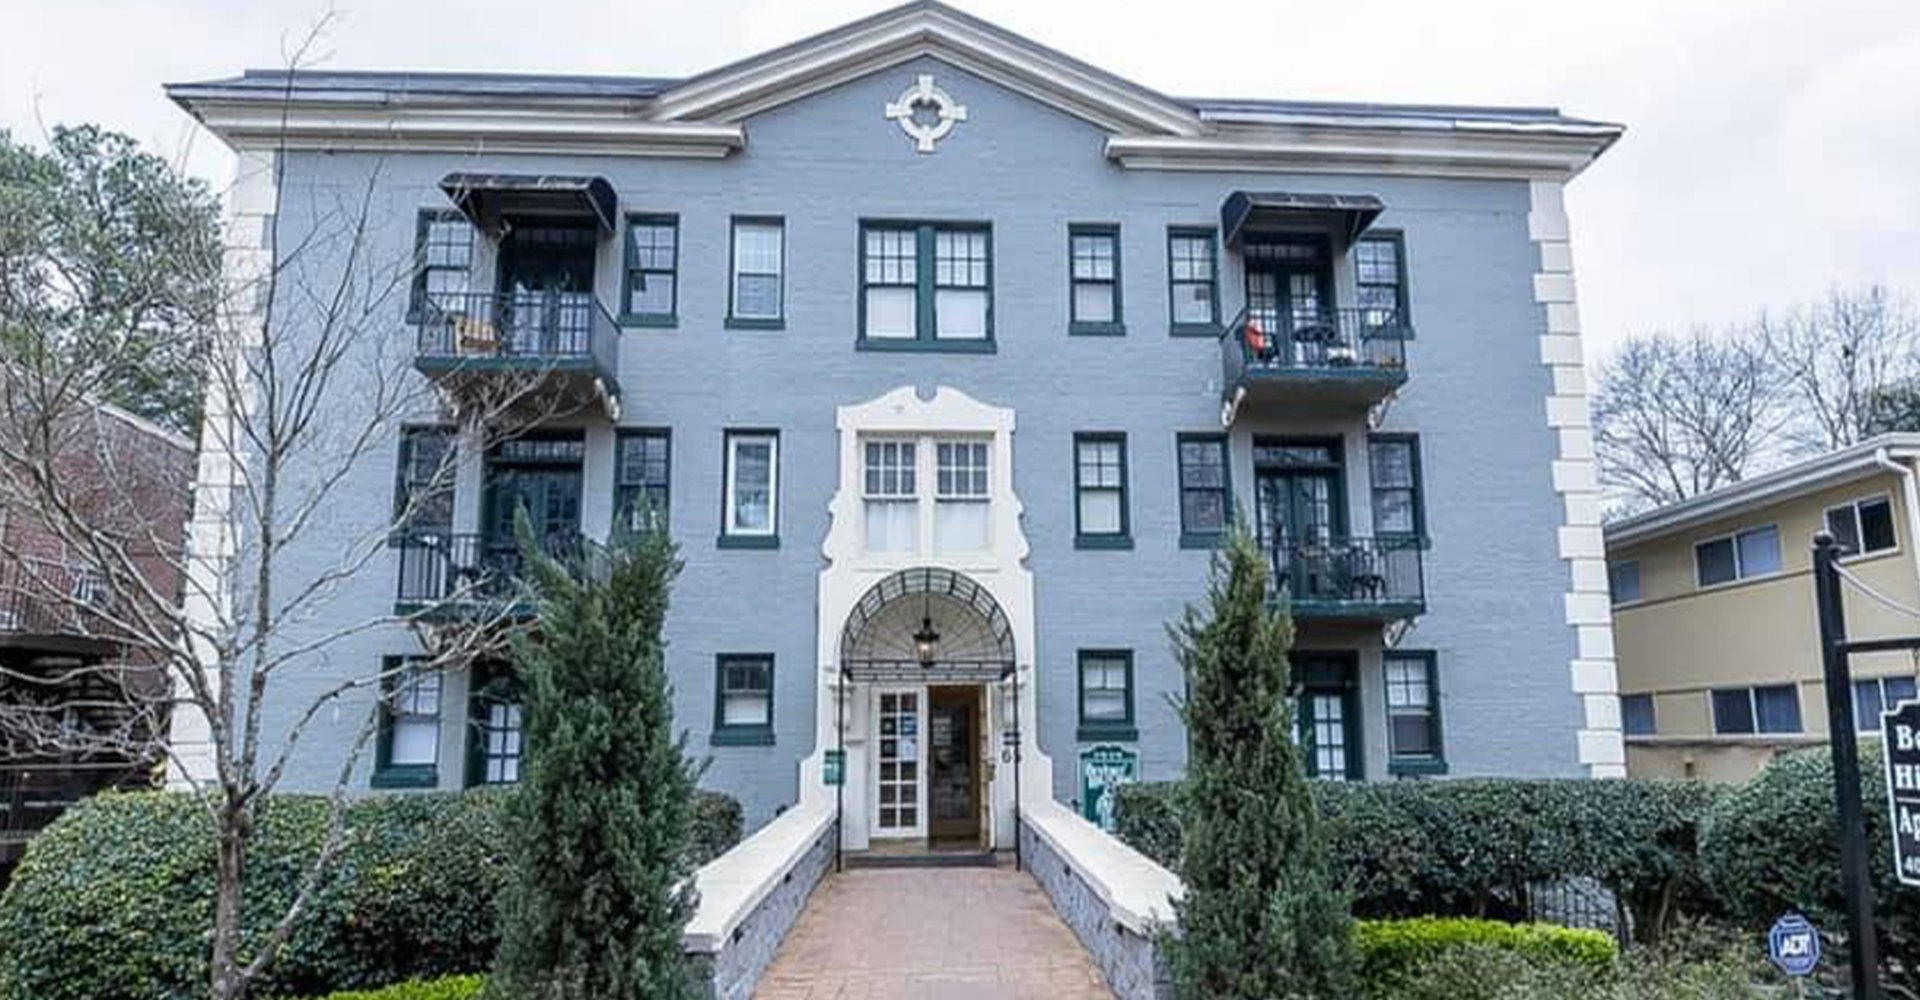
[1889, 699, 1920, 887]
[1768, 913, 1821, 977]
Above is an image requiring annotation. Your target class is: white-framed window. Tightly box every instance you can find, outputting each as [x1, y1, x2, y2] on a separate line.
[729, 218, 784, 323]
[724, 431, 779, 540]
[1854, 675, 1918, 731]
[1826, 495, 1897, 557]
[863, 439, 918, 552]
[1694, 525, 1781, 587]
[933, 228, 990, 340]
[935, 440, 990, 552]
[1609, 560, 1642, 605]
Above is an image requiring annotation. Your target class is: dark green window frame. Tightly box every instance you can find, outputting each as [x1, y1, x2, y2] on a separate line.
[1073, 432, 1132, 550]
[1295, 656, 1363, 781]
[726, 215, 785, 329]
[392, 425, 456, 544]
[1383, 650, 1447, 775]
[712, 653, 775, 746]
[1367, 434, 1427, 542]
[620, 213, 678, 327]
[408, 209, 473, 323]
[373, 656, 440, 789]
[1177, 433, 1231, 548]
[464, 662, 524, 788]
[1354, 230, 1412, 329]
[615, 428, 671, 535]
[1077, 649, 1137, 742]
[1068, 224, 1124, 336]
[1166, 226, 1221, 337]
[856, 219, 996, 353]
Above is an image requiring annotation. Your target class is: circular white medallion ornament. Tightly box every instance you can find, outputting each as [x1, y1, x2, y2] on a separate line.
[885, 74, 969, 154]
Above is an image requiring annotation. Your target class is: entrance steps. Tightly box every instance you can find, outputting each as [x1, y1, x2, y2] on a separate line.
[842, 845, 1011, 870]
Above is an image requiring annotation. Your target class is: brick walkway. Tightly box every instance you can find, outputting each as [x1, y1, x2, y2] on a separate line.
[754, 865, 1115, 999]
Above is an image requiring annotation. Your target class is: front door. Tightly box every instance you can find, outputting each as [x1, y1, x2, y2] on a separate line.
[927, 686, 982, 844]
[1255, 441, 1345, 601]
[1243, 238, 1335, 364]
[483, 437, 584, 579]
[1294, 655, 1361, 780]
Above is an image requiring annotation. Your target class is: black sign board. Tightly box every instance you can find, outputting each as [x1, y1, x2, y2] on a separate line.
[1887, 699, 1920, 888]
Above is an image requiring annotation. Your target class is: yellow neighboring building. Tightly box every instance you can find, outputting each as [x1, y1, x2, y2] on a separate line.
[1606, 434, 1920, 782]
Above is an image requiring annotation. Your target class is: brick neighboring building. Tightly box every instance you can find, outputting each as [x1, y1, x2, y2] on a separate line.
[0, 393, 194, 874]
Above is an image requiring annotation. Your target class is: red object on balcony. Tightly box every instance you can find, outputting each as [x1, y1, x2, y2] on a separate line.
[1244, 317, 1269, 356]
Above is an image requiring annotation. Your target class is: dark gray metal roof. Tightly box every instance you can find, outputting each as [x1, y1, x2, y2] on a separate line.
[166, 69, 1612, 131]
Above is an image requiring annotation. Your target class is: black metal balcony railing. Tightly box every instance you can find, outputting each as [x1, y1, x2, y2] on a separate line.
[0, 558, 112, 638]
[1224, 306, 1410, 374]
[414, 291, 619, 374]
[1268, 535, 1425, 617]
[394, 530, 608, 613]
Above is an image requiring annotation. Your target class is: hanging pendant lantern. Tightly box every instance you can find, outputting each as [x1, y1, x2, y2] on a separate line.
[913, 593, 941, 667]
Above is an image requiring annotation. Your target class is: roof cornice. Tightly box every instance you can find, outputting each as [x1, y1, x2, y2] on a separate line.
[173, 99, 745, 157]
[1605, 435, 1920, 548]
[1106, 121, 1620, 180]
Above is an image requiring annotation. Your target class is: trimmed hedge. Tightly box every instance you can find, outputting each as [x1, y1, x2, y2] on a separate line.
[1701, 744, 1916, 994]
[1115, 778, 1722, 934]
[0, 787, 742, 1000]
[302, 976, 484, 1000]
[1354, 917, 1617, 991]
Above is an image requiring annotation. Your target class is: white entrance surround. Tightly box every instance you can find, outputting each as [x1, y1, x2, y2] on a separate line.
[801, 384, 1044, 850]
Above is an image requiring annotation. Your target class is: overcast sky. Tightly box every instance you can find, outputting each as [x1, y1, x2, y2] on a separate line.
[6, 0, 1918, 360]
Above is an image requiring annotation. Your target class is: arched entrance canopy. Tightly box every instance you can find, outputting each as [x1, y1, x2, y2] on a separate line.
[839, 567, 1014, 684]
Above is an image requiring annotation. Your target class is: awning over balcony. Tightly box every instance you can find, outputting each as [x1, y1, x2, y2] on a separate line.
[1221, 191, 1384, 250]
[439, 173, 617, 235]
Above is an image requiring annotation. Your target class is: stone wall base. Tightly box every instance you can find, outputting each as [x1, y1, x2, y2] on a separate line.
[1020, 820, 1173, 1000]
[687, 820, 837, 1000]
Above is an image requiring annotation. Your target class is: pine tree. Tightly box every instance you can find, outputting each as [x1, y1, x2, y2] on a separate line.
[1166, 526, 1355, 999]
[489, 516, 700, 1000]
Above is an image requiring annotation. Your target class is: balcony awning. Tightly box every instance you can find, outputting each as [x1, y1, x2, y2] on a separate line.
[439, 173, 617, 235]
[1221, 191, 1384, 250]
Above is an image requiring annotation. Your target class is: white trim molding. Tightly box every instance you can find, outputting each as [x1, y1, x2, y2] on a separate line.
[800, 385, 1050, 851]
[1530, 179, 1627, 779]
[1105, 124, 1616, 181]
[173, 100, 746, 157]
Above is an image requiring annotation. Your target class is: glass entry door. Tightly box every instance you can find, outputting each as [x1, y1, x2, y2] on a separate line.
[1295, 655, 1361, 780]
[483, 437, 584, 578]
[873, 689, 924, 837]
[495, 223, 597, 354]
[1243, 239, 1334, 364]
[928, 686, 982, 844]
[1254, 442, 1345, 552]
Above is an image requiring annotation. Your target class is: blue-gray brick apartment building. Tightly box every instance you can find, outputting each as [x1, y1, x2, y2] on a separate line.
[164, 2, 1625, 860]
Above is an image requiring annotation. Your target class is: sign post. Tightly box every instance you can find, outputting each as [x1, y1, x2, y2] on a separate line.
[1886, 700, 1920, 888]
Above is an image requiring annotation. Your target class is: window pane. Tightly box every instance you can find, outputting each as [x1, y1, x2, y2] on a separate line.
[1888, 675, 1918, 708]
[937, 442, 989, 498]
[1621, 693, 1656, 736]
[1826, 504, 1862, 554]
[1712, 689, 1755, 734]
[1384, 660, 1429, 708]
[723, 693, 770, 726]
[866, 500, 917, 552]
[1370, 441, 1413, 489]
[734, 224, 781, 272]
[1696, 539, 1738, 586]
[627, 273, 674, 317]
[390, 718, 438, 766]
[1171, 282, 1214, 324]
[735, 274, 781, 319]
[1860, 498, 1897, 553]
[865, 287, 917, 338]
[1737, 526, 1782, 577]
[1609, 561, 1641, 604]
[935, 500, 988, 552]
[1079, 491, 1123, 535]
[1855, 679, 1887, 730]
[1753, 684, 1801, 733]
[1182, 490, 1226, 535]
[1078, 440, 1123, 488]
[1073, 282, 1116, 324]
[934, 288, 989, 339]
[1389, 715, 1433, 757]
[729, 437, 774, 533]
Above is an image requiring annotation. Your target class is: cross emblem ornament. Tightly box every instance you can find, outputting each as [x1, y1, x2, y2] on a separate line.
[885, 74, 969, 154]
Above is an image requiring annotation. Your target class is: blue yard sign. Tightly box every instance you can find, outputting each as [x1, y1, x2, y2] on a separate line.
[1767, 913, 1821, 978]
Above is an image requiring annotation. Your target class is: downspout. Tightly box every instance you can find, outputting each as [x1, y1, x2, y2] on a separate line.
[1869, 446, 1920, 600]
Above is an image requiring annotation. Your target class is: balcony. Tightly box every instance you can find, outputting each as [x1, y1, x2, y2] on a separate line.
[1219, 307, 1410, 421]
[393, 530, 607, 619]
[1268, 535, 1425, 622]
[412, 291, 622, 421]
[0, 558, 116, 654]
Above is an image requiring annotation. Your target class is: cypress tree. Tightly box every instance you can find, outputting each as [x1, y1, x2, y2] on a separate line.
[489, 516, 700, 1000]
[1166, 526, 1354, 999]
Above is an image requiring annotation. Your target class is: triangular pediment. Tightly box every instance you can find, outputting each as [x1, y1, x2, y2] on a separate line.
[647, 1, 1204, 137]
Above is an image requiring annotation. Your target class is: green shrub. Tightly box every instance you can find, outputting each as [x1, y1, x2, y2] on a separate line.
[304, 975, 485, 1000]
[1359, 937, 1764, 1000]
[1355, 917, 1617, 990]
[1701, 743, 1916, 995]
[0, 786, 742, 1000]
[1115, 778, 1721, 936]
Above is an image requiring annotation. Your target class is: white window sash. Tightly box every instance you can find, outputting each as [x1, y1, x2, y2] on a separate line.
[726, 434, 778, 536]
